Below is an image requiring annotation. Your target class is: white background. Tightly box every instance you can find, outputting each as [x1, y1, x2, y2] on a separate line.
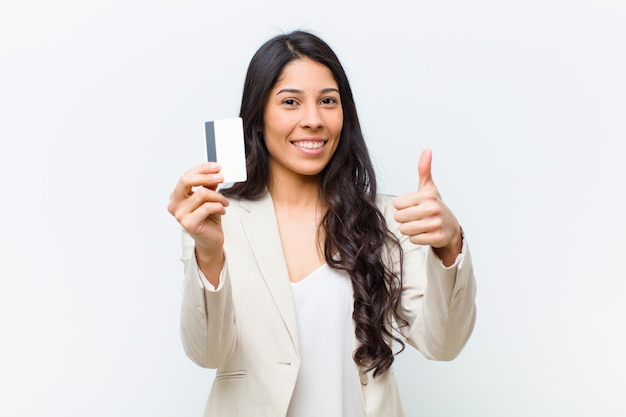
[1, 1, 625, 416]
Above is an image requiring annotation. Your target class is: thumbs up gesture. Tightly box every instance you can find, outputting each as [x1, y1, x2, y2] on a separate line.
[393, 150, 463, 266]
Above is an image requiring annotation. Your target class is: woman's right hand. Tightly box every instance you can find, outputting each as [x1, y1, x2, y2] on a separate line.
[168, 162, 229, 283]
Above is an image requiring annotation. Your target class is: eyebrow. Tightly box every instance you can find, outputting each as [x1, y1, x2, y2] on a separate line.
[276, 87, 340, 95]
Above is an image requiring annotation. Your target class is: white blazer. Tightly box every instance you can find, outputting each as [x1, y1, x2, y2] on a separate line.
[179, 193, 477, 417]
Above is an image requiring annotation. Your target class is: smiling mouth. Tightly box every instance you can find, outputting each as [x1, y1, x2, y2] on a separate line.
[291, 140, 326, 149]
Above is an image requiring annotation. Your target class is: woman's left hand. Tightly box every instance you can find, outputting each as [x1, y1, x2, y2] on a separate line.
[393, 149, 463, 266]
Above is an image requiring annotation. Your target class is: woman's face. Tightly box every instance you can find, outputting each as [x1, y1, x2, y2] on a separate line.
[263, 58, 343, 182]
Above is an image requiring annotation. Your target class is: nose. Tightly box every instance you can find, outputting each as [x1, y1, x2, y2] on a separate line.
[300, 103, 323, 130]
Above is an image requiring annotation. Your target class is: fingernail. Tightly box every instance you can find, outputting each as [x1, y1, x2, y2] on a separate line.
[207, 162, 220, 170]
[212, 173, 223, 181]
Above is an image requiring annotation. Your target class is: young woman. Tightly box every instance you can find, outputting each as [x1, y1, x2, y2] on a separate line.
[168, 30, 476, 417]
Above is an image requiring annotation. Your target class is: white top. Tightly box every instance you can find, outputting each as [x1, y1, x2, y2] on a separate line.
[287, 264, 366, 417]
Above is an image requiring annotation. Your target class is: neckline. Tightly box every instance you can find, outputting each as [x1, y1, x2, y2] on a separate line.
[290, 263, 329, 286]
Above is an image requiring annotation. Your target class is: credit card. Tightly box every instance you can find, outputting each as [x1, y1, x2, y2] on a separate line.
[204, 117, 247, 183]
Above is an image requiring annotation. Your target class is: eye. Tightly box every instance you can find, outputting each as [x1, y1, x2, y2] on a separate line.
[282, 98, 299, 106]
[320, 97, 339, 106]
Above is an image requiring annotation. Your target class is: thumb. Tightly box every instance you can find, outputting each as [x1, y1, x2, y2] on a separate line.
[418, 149, 434, 190]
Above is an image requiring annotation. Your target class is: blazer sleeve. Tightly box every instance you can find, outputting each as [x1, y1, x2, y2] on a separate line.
[179, 231, 237, 368]
[378, 195, 477, 361]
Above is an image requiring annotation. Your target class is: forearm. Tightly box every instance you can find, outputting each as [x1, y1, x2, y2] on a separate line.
[400, 239, 477, 360]
[422, 243, 476, 359]
[180, 232, 236, 368]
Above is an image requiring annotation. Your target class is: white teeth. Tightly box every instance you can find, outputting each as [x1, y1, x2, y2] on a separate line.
[292, 141, 325, 149]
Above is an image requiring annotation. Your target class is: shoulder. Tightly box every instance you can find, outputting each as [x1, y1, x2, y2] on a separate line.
[375, 193, 402, 233]
[220, 192, 275, 229]
[375, 193, 397, 217]
[221, 190, 271, 212]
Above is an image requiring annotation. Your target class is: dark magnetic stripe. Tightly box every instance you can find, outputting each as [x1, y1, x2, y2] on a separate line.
[205, 121, 217, 162]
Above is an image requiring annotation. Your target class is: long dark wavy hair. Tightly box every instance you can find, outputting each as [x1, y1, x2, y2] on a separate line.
[221, 30, 405, 377]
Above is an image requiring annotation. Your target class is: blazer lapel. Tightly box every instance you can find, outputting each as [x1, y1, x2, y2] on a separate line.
[239, 194, 300, 355]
